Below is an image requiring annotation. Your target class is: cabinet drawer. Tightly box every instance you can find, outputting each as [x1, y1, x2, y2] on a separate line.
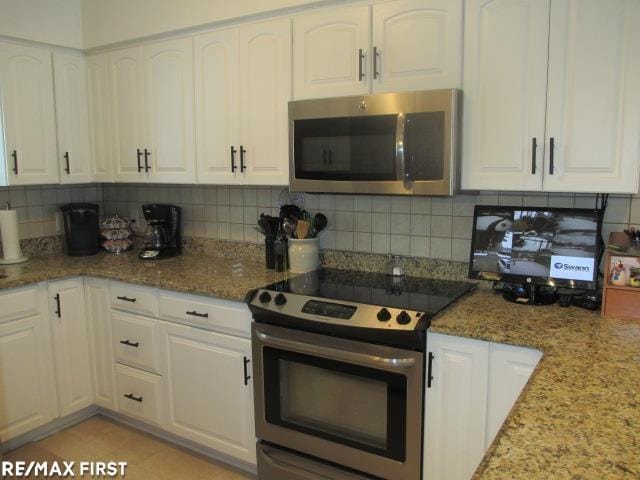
[111, 311, 160, 374]
[0, 285, 43, 324]
[115, 363, 163, 426]
[109, 281, 158, 317]
[158, 290, 251, 338]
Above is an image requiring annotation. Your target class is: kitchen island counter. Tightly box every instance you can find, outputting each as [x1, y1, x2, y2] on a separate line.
[431, 288, 640, 480]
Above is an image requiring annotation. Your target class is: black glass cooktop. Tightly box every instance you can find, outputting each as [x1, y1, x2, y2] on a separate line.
[264, 268, 475, 318]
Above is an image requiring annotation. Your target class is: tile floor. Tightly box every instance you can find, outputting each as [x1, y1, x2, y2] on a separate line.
[4, 415, 253, 479]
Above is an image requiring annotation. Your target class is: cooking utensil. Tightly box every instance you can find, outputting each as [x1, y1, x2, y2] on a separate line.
[296, 220, 310, 240]
[280, 204, 303, 221]
[283, 217, 297, 238]
[312, 213, 328, 236]
[258, 215, 273, 238]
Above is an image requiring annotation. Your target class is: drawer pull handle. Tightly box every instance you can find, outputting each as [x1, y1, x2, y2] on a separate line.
[186, 310, 208, 318]
[120, 339, 140, 348]
[54, 293, 61, 318]
[243, 356, 251, 386]
[117, 296, 137, 303]
[124, 393, 143, 403]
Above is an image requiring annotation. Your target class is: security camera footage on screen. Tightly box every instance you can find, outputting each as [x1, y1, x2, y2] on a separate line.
[471, 209, 598, 282]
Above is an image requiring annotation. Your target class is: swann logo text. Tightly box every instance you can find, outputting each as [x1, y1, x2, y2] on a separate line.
[554, 262, 590, 271]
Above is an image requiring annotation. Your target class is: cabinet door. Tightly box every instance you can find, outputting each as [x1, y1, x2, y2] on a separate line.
[543, 0, 640, 193]
[86, 53, 113, 182]
[109, 46, 146, 182]
[48, 278, 93, 417]
[240, 19, 292, 185]
[461, 0, 550, 191]
[0, 42, 59, 185]
[372, 0, 463, 93]
[0, 285, 57, 440]
[293, 6, 370, 99]
[194, 28, 242, 184]
[143, 38, 196, 183]
[84, 278, 117, 411]
[160, 321, 255, 464]
[486, 343, 541, 448]
[53, 52, 92, 184]
[423, 333, 489, 480]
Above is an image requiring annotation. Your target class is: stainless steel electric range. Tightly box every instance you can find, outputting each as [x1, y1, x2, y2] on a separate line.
[247, 268, 474, 480]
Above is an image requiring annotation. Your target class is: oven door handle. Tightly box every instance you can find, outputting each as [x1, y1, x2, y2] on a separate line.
[255, 330, 416, 370]
[395, 113, 410, 184]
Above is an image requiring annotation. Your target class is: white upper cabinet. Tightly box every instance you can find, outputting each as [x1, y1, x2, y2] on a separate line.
[194, 28, 242, 184]
[372, 0, 463, 93]
[143, 37, 196, 183]
[53, 52, 92, 184]
[293, 6, 371, 99]
[543, 0, 640, 193]
[0, 42, 59, 185]
[462, 0, 550, 192]
[109, 46, 146, 182]
[86, 53, 113, 182]
[239, 19, 292, 185]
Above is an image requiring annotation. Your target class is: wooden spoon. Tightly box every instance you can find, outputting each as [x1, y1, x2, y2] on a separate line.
[296, 220, 310, 239]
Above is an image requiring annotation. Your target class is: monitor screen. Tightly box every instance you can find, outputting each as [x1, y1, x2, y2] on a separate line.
[469, 206, 602, 288]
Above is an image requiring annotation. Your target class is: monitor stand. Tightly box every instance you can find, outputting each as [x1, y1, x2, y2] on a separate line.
[502, 283, 558, 306]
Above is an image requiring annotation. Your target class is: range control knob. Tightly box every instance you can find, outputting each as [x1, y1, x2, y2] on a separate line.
[274, 293, 287, 306]
[377, 308, 392, 322]
[396, 310, 411, 325]
[258, 291, 272, 303]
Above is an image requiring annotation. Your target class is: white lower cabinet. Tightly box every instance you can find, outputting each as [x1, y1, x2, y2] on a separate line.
[159, 320, 256, 464]
[0, 284, 57, 441]
[84, 278, 117, 410]
[115, 363, 163, 427]
[423, 332, 541, 480]
[48, 278, 94, 417]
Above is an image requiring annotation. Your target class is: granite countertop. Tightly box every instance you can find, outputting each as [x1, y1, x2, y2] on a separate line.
[0, 251, 289, 301]
[1, 253, 638, 478]
[431, 289, 640, 479]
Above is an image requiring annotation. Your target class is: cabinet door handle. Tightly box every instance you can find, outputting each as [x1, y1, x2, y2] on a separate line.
[186, 310, 208, 318]
[243, 356, 251, 385]
[328, 149, 332, 165]
[124, 393, 143, 403]
[136, 149, 143, 172]
[119, 339, 140, 348]
[549, 137, 555, 175]
[11, 150, 18, 174]
[531, 138, 537, 175]
[230, 146, 237, 172]
[54, 293, 61, 318]
[64, 152, 70, 174]
[358, 48, 365, 81]
[116, 295, 137, 303]
[144, 149, 151, 172]
[322, 149, 327, 165]
[373, 46, 379, 79]
[240, 146, 246, 172]
[426, 352, 435, 388]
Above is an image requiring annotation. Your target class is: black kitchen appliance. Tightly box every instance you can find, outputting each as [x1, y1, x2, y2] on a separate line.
[139, 204, 181, 260]
[61, 203, 100, 256]
[247, 268, 474, 480]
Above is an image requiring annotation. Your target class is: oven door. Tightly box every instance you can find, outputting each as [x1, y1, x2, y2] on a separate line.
[252, 322, 424, 480]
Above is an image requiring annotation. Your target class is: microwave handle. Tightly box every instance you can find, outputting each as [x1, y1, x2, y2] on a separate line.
[395, 114, 410, 183]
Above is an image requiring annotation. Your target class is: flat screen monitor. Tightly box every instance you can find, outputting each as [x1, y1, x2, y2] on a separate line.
[469, 206, 602, 290]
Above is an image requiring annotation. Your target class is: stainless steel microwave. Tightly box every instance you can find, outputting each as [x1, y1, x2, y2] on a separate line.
[288, 89, 460, 196]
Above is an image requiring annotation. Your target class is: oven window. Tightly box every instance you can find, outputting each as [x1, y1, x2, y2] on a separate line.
[293, 115, 399, 181]
[263, 347, 407, 461]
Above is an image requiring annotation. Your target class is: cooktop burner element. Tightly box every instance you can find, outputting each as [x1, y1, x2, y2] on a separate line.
[247, 268, 475, 350]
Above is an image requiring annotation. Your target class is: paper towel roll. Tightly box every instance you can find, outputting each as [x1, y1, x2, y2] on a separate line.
[0, 208, 24, 261]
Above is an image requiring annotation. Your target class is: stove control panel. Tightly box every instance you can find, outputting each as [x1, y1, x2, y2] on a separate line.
[251, 289, 424, 331]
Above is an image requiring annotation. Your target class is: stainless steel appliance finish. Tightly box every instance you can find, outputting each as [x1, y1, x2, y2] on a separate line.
[289, 89, 460, 196]
[252, 322, 424, 480]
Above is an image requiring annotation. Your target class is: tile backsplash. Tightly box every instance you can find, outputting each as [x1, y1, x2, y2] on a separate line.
[101, 184, 639, 262]
[3, 182, 636, 262]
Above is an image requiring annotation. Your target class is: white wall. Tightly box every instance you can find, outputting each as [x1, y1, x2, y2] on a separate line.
[0, 0, 83, 49]
[81, 0, 322, 49]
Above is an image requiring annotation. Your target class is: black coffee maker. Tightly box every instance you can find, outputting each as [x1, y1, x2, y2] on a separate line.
[139, 204, 181, 260]
[61, 203, 100, 256]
